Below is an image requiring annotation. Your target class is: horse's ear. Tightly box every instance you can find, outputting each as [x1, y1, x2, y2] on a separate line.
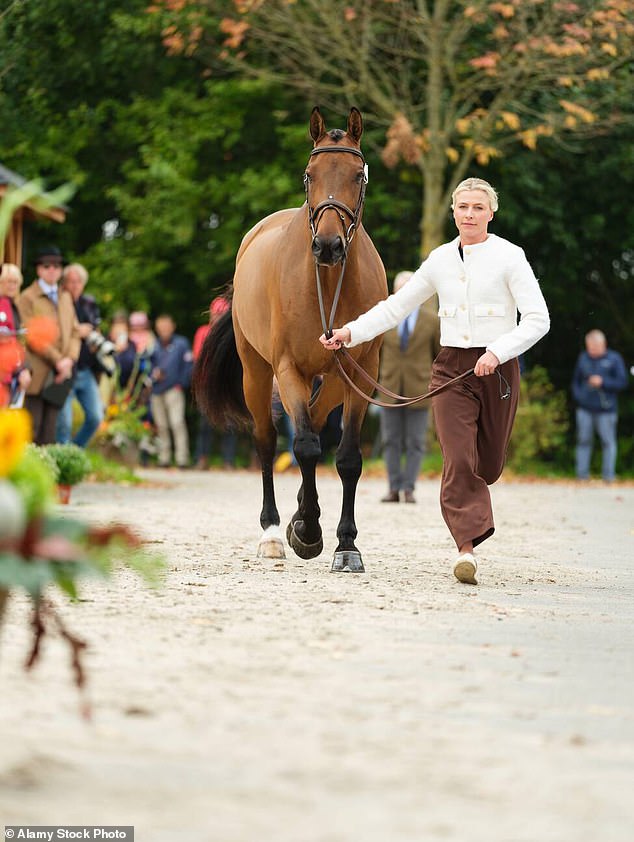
[347, 108, 363, 143]
[310, 107, 326, 143]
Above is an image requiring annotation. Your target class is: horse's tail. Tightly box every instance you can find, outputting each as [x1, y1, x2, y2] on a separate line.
[193, 305, 251, 430]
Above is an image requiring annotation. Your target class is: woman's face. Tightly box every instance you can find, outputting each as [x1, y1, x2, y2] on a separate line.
[453, 189, 494, 245]
[0, 272, 22, 299]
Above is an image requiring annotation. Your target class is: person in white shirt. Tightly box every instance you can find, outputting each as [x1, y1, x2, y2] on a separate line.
[320, 177, 550, 585]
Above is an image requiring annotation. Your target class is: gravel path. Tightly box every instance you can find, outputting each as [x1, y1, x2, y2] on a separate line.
[1, 468, 633, 841]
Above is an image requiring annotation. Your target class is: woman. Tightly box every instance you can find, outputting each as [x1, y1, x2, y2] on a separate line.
[0, 263, 31, 406]
[320, 177, 550, 585]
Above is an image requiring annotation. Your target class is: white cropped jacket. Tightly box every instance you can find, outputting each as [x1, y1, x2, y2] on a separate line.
[345, 234, 550, 364]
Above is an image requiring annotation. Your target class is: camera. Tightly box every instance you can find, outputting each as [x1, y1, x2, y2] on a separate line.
[87, 329, 117, 375]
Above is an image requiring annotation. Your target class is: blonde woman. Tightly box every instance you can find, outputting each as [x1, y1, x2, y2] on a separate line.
[321, 178, 550, 585]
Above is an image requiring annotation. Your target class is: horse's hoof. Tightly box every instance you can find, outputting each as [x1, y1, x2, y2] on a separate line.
[331, 550, 364, 573]
[287, 521, 323, 560]
[257, 539, 286, 559]
[257, 525, 285, 559]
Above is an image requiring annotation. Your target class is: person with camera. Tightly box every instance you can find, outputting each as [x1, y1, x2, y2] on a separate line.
[55, 262, 110, 447]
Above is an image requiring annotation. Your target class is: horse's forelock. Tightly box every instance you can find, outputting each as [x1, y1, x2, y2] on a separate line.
[327, 129, 347, 142]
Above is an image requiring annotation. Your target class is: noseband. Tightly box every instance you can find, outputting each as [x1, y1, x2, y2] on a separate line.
[304, 145, 368, 250]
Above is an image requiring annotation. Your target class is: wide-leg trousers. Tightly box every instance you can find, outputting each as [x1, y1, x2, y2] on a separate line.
[430, 347, 520, 550]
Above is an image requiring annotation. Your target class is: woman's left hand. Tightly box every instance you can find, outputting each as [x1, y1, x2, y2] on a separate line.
[474, 350, 500, 377]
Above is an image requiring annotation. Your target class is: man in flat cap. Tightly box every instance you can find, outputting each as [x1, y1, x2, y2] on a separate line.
[17, 246, 80, 444]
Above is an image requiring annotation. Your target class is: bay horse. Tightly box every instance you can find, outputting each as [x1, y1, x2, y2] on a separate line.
[194, 107, 387, 572]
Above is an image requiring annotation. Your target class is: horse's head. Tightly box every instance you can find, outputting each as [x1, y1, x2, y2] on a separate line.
[304, 107, 368, 267]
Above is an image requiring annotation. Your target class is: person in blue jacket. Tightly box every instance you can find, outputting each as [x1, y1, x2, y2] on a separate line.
[150, 314, 194, 468]
[572, 329, 628, 482]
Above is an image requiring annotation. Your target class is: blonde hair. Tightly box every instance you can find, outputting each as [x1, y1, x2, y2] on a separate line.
[0, 262, 24, 291]
[451, 178, 498, 212]
[63, 262, 89, 285]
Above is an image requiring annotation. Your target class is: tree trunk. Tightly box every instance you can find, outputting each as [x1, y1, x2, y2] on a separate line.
[420, 167, 448, 258]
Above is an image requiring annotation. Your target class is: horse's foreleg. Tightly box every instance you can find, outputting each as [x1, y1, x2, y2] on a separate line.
[277, 371, 323, 559]
[240, 348, 284, 559]
[332, 391, 367, 573]
[286, 404, 324, 558]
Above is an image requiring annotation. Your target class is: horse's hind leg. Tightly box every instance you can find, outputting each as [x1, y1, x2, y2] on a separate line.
[239, 344, 284, 559]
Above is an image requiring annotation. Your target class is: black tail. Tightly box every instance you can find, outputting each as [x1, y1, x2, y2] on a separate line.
[193, 306, 251, 429]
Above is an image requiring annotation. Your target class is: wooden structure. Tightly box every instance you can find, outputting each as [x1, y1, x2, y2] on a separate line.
[0, 162, 66, 268]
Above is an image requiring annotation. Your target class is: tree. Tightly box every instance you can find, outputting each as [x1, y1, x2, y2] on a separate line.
[159, 0, 634, 255]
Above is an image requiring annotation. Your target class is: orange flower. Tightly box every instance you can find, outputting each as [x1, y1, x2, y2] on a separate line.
[24, 315, 59, 354]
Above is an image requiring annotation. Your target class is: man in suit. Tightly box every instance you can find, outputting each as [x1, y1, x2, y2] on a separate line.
[17, 245, 80, 444]
[378, 270, 441, 503]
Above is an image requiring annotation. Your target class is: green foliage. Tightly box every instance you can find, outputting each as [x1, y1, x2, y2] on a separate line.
[44, 444, 91, 486]
[9, 446, 57, 517]
[85, 451, 141, 485]
[506, 367, 569, 473]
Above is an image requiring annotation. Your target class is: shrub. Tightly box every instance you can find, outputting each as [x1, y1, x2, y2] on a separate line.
[44, 443, 91, 486]
[507, 366, 569, 472]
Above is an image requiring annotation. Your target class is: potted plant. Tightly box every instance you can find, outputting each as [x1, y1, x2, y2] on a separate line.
[45, 443, 91, 503]
[0, 408, 163, 709]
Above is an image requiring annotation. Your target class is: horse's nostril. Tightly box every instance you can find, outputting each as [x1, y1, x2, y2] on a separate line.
[311, 237, 322, 255]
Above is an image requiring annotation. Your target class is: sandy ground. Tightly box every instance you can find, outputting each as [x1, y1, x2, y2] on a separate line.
[1, 467, 633, 842]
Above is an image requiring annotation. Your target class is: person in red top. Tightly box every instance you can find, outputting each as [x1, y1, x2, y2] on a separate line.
[193, 296, 237, 469]
[0, 263, 32, 406]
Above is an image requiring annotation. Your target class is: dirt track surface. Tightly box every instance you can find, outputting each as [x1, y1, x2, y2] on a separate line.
[1, 468, 633, 842]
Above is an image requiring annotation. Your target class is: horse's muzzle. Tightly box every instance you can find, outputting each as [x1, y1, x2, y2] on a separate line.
[311, 235, 345, 266]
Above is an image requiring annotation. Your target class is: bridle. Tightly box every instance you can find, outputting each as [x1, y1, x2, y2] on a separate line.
[304, 144, 367, 251]
[306, 145, 510, 408]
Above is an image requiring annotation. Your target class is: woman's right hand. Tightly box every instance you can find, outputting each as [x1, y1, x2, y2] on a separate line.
[319, 327, 351, 350]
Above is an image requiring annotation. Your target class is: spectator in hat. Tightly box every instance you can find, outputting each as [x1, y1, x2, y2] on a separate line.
[192, 296, 237, 469]
[150, 313, 193, 468]
[16, 246, 80, 444]
[128, 310, 156, 356]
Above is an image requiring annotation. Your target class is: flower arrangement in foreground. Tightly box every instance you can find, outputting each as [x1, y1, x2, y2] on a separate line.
[0, 409, 164, 712]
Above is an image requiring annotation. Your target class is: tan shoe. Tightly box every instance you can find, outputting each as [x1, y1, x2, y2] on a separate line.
[453, 553, 477, 585]
[403, 490, 416, 504]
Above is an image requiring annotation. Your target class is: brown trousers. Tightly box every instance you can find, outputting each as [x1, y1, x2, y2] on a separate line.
[430, 347, 520, 550]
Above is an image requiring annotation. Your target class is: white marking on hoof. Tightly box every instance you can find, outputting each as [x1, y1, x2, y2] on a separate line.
[257, 525, 286, 559]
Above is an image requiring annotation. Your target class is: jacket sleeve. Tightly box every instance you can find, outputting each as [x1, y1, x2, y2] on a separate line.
[179, 338, 194, 388]
[486, 248, 550, 364]
[603, 352, 629, 394]
[344, 260, 436, 347]
[571, 354, 586, 405]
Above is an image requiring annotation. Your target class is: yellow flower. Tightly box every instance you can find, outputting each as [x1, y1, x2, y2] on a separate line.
[0, 409, 32, 477]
